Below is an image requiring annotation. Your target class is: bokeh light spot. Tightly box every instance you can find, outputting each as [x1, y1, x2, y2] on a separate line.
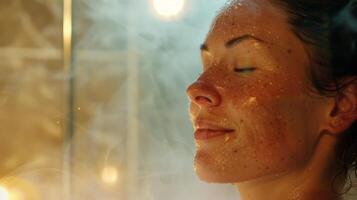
[101, 166, 119, 185]
[151, 0, 185, 19]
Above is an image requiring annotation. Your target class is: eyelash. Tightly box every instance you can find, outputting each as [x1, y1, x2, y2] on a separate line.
[234, 67, 257, 73]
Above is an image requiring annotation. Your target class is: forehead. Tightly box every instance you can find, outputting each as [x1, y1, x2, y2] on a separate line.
[205, 0, 290, 47]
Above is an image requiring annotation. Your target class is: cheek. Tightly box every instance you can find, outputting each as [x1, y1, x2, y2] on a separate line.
[197, 103, 312, 182]
[239, 103, 310, 164]
[224, 83, 314, 171]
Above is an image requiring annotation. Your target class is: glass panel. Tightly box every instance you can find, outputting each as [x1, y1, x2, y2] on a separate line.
[0, 0, 63, 199]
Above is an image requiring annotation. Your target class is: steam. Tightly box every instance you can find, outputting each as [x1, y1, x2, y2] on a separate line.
[72, 0, 238, 199]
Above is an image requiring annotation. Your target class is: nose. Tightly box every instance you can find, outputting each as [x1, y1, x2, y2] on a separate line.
[186, 80, 221, 107]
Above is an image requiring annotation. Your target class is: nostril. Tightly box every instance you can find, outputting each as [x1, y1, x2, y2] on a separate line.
[186, 80, 221, 107]
[195, 96, 213, 104]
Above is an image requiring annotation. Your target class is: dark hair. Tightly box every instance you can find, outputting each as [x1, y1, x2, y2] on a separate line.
[272, 0, 357, 195]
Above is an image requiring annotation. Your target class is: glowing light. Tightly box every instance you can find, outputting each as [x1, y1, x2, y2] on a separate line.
[0, 186, 9, 200]
[0, 177, 38, 200]
[151, 0, 185, 19]
[101, 166, 119, 185]
[9, 189, 24, 200]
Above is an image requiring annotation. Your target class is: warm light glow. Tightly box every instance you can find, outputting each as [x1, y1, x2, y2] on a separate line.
[63, 0, 72, 71]
[151, 0, 185, 19]
[0, 186, 9, 200]
[0, 177, 38, 200]
[101, 166, 119, 185]
[9, 189, 24, 200]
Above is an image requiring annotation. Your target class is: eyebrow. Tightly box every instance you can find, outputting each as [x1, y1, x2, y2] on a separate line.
[200, 34, 266, 51]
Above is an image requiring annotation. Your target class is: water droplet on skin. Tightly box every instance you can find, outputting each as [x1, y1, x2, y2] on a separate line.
[248, 96, 257, 105]
[224, 134, 230, 142]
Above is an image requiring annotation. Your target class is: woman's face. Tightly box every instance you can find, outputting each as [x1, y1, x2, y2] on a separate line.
[186, 0, 329, 183]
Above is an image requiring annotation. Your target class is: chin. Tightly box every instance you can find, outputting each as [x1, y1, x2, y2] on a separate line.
[195, 171, 239, 183]
[194, 154, 290, 184]
[194, 155, 250, 183]
[194, 164, 251, 183]
[194, 163, 285, 184]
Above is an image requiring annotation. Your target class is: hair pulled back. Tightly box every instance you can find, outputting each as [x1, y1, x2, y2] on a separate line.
[273, 0, 357, 194]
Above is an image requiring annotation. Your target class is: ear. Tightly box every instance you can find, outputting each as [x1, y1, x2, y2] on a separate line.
[323, 82, 357, 135]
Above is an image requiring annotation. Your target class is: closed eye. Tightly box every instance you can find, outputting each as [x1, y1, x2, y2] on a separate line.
[234, 67, 256, 73]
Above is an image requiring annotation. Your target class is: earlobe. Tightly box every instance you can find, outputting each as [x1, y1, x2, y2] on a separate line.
[328, 118, 348, 134]
[327, 115, 356, 135]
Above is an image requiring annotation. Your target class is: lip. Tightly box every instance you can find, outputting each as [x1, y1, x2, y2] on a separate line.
[194, 120, 235, 140]
[194, 129, 234, 140]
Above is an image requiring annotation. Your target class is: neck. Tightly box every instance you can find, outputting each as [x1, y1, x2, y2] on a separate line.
[235, 132, 345, 200]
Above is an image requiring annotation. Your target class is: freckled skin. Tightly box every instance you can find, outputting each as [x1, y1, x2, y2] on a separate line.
[187, 0, 328, 184]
